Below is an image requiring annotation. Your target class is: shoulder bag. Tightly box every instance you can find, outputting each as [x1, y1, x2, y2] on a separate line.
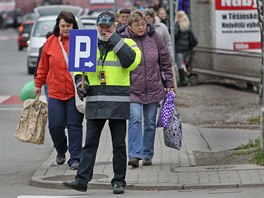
[58, 38, 85, 114]
[189, 30, 198, 50]
[153, 32, 167, 83]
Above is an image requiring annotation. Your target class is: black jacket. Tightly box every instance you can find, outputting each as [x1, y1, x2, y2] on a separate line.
[174, 22, 190, 53]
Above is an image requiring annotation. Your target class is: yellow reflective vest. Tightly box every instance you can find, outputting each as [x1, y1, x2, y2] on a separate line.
[75, 33, 141, 119]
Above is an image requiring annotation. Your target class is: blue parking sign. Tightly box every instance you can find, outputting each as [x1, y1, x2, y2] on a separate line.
[68, 29, 97, 72]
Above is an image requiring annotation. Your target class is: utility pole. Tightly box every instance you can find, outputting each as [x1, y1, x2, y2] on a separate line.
[169, 0, 175, 54]
[113, 0, 117, 13]
[256, 0, 264, 150]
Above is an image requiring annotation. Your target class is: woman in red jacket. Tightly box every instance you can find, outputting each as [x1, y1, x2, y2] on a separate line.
[34, 11, 83, 170]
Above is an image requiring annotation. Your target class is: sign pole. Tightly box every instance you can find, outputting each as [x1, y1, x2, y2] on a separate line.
[68, 29, 97, 95]
[81, 72, 85, 90]
[257, 0, 264, 151]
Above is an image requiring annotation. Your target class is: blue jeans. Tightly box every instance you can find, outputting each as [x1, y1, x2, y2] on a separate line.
[128, 102, 158, 160]
[48, 97, 84, 166]
[175, 53, 184, 69]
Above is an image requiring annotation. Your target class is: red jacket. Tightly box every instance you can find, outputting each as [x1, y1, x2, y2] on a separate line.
[35, 35, 75, 100]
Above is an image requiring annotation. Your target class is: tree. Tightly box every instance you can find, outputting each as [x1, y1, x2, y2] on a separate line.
[256, 0, 264, 150]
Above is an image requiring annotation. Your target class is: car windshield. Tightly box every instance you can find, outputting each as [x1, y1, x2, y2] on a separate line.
[23, 24, 33, 33]
[33, 20, 55, 37]
[83, 23, 96, 30]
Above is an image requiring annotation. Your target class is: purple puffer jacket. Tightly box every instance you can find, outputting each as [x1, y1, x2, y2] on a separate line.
[120, 25, 174, 104]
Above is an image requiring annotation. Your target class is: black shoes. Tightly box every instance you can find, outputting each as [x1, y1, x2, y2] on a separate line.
[128, 158, 153, 167]
[62, 180, 124, 194]
[142, 158, 152, 166]
[128, 157, 140, 168]
[69, 161, 79, 170]
[56, 154, 66, 165]
[62, 179, 87, 192]
[112, 184, 125, 194]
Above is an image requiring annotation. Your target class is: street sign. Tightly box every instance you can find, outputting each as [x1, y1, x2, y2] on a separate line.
[68, 29, 97, 72]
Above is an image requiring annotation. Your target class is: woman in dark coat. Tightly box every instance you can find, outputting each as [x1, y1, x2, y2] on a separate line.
[174, 10, 191, 86]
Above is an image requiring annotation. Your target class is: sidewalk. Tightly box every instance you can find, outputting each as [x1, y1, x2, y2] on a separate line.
[30, 123, 264, 190]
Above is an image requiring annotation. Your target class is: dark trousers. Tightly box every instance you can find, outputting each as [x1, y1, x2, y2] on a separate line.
[48, 97, 84, 166]
[76, 119, 127, 187]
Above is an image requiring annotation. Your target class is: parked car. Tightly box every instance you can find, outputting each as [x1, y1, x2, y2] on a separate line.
[1, 9, 22, 28]
[21, 12, 36, 23]
[80, 15, 96, 30]
[17, 20, 33, 51]
[27, 5, 83, 74]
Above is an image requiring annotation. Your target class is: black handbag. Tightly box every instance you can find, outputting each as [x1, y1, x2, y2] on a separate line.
[189, 30, 198, 50]
[153, 32, 167, 82]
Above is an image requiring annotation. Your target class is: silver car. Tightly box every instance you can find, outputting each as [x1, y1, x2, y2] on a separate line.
[80, 16, 96, 30]
[27, 5, 83, 74]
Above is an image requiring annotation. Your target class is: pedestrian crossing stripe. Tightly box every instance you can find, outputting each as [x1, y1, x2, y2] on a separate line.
[0, 96, 47, 104]
[0, 96, 23, 104]
[0, 35, 17, 40]
[0, 96, 9, 103]
[17, 196, 87, 198]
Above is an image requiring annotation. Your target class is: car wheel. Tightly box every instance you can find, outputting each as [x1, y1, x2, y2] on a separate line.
[27, 66, 35, 75]
[19, 46, 23, 51]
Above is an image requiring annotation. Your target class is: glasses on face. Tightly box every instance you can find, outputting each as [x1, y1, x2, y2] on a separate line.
[132, 22, 147, 28]
[98, 25, 112, 29]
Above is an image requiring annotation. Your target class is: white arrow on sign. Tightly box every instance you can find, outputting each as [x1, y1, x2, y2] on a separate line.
[84, 61, 94, 67]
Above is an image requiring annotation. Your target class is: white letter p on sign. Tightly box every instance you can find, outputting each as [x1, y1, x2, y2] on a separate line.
[75, 36, 91, 68]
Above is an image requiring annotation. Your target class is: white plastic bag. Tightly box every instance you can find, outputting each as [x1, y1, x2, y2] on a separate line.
[71, 73, 85, 114]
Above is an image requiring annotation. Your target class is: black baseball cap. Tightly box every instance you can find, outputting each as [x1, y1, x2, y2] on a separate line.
[119, 8, 131, 14]
[96, 11, 115, 25]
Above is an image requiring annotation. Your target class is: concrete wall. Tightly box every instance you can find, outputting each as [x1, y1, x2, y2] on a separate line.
[189, 0, 261, 84]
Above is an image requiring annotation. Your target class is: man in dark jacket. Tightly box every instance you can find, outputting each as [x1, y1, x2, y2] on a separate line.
[116, 8, 131, 29]
[62, 11, 141, 195]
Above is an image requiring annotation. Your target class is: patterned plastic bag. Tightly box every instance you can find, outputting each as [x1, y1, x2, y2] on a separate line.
[157, 91, 176, 128]
[15, 97, 48, 144]
[163, 107, 183, 150]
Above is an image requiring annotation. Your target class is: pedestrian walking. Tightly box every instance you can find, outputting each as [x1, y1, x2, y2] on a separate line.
[62, 11, 141, 194]
[174, 10, 192, 86]
[34, 11, 84, 170]
[156, 7, 169, 28]
[34, 31, 53, 101]
[144, 8, 174, 65]
[116, 8, 131, 29]
[119, 9, 174, 168]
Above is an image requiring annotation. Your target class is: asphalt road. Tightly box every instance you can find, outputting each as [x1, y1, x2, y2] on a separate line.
[0, 28, 264, 198]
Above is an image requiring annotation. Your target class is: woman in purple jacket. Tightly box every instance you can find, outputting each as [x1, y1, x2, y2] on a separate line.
[119, 9, 175, 168]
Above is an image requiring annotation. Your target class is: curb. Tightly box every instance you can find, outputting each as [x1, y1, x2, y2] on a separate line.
[31, 154, 264, 191]
[199, 125, 259, 129]
[30, 174, 264, 191]
[30, 126, 264, 191]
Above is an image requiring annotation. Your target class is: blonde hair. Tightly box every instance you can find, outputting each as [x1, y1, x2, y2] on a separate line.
[128, 9, 147, 26]
[175, 10, 190, 31]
